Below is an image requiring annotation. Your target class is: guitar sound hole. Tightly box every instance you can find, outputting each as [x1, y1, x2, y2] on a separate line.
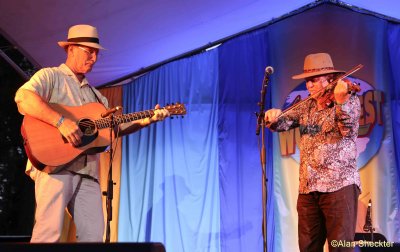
[78, 118, 97, 136]
[77, 118, 98, 147]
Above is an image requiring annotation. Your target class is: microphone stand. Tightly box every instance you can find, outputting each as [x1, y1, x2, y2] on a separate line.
[256, 69, 271, 252]
[104, 113, 116, 243]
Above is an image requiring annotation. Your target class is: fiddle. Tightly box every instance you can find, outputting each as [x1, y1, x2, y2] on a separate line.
[266, 64, 363, 125]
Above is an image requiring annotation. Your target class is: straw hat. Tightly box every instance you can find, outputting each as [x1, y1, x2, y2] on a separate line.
[58, 24, 105, 50]
[292, 53, 343, 79]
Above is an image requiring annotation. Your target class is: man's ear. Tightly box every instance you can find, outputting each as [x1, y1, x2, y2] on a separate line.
[66, 45, 75, 55]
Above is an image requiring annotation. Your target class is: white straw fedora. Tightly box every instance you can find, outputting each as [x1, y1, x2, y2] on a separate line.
[292, 53, 343, 79]
[58, 24, 105, 50]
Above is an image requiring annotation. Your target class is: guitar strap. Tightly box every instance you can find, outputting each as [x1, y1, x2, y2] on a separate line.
[86, 85, 106, 167]
[88, 85, 105, 106]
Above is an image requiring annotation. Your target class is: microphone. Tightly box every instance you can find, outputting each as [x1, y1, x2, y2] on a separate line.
[101, 106, 123, 118]
[261, 66, 274, 88]
[265, 66, 274, 75]
[256, 66, 274, 135]
[363, 199, 373, 232]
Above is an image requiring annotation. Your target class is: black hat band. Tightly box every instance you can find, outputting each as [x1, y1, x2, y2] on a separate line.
[67, 37, 99, 44]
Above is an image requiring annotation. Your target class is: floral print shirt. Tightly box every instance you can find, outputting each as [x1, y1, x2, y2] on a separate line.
[270, 95, 361, 194]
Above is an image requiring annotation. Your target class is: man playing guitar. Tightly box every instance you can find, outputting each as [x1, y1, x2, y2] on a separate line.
[14, 24, 170, 242]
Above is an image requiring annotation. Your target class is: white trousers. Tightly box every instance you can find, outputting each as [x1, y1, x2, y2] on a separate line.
[30, 169, 104, 242]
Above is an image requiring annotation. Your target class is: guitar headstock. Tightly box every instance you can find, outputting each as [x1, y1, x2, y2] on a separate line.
[164, 102, 187, 116]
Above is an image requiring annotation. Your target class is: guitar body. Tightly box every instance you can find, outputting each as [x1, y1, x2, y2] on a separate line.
[21, 103, 113, 169]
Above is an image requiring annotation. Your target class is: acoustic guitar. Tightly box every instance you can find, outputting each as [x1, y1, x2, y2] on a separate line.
[21, 102, 186, 169]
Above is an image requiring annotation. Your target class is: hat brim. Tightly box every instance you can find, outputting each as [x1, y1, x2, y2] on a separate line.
[58, 41, 105, 50]
[292, 69, 344, 80]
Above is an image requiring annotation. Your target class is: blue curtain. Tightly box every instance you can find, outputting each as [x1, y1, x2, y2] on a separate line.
[118, 34, 275, 251]
[218, 29, 274, 252]
[118, 50, 221, 252]
[388, 22, 400, 210]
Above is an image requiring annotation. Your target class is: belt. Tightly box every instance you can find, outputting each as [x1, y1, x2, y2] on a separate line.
[68, 171, 99, 183]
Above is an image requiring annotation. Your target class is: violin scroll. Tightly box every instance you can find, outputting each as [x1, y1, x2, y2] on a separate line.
[346, 80, 361, 94]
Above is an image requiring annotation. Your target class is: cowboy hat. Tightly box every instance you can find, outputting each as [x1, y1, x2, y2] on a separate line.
[58, 24, 105, 50]
[292, 53, 343, 79]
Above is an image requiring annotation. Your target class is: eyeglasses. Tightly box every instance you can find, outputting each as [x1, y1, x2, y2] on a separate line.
[77, 46, 101, 58]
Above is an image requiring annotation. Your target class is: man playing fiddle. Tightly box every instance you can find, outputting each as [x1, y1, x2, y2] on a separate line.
[265, 53, 361, 252]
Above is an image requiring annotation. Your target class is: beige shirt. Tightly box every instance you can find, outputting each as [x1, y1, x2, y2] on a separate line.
[19, 64, 108, 179]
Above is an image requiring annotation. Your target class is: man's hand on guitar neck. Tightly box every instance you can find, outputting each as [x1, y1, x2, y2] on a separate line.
[57, 116, 83, 147]
[139, 104, 170, 127]
[148, 104, 170, 124]
[119, 104, 170, 136]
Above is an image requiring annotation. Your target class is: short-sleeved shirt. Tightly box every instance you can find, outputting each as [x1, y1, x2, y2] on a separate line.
[269, 95, 361, 194]
[19, 63, 108, 179]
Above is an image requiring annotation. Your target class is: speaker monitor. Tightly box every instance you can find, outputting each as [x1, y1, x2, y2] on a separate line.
[0, 242, 165, 252]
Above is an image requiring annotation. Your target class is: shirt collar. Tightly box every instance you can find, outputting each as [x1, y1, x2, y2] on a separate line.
[59, 64, 89, 87]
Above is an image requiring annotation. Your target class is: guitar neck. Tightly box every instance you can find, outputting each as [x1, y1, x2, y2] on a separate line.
[94, 109, 155, 129]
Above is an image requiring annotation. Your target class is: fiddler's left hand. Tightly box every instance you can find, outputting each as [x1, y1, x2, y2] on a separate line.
[334, 79, 351, 105]
[150, 104, 170, 123]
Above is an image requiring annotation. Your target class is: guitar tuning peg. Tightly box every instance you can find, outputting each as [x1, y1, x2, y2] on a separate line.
[170, 116, 174, 119]
[181, 116, 184, 118]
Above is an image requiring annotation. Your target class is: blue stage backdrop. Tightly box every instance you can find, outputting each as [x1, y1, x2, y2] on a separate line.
[118, 50, 221, 252]
[118, 3, 400, 252]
